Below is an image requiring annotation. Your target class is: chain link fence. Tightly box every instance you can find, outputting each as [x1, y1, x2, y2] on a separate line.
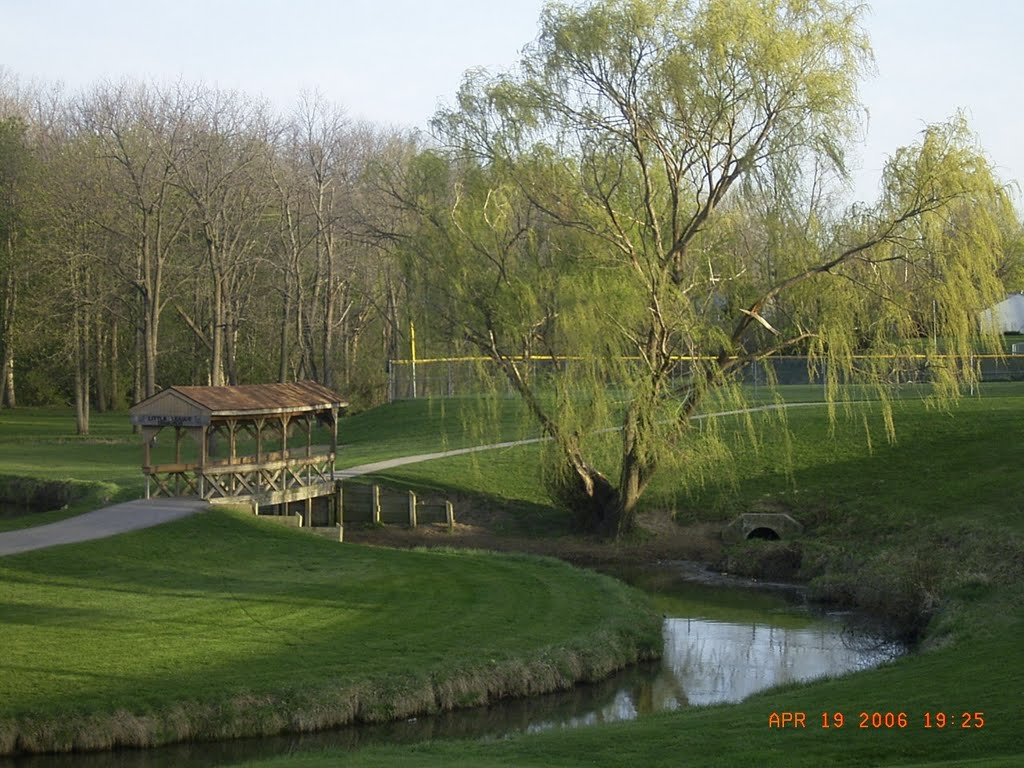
[386, 355, 1024, 401]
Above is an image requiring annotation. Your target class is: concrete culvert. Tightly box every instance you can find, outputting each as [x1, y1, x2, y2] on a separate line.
[721, 513, 803, 544]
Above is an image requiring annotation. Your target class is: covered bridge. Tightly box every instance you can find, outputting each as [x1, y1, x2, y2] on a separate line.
[129, 381, 347, 521]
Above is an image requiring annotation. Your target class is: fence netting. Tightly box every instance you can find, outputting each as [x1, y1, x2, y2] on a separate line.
[386, 355, 1024, 401]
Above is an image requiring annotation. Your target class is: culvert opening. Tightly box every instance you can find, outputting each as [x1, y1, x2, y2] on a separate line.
[747, 527, 781, 541]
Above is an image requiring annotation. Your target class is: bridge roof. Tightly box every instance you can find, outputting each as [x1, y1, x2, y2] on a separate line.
[130, 381, 347, 425]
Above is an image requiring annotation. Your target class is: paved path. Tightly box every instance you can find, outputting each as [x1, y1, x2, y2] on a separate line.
[0, 400, 831, 557]
[335, 400, 829, 479]
[0, 498, 209, 557]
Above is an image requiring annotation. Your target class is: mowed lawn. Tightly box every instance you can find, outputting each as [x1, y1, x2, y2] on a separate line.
[235, 387, 1024, 768]
[2, 386, 1023, 764]
[0, 509, 659, 752]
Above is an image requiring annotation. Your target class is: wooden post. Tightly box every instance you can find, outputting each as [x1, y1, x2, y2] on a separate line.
[198, 425, 208, 499]
[305, 496, 313, 527]
[251, 500, 260, 516]
[330, 407, 338, 475]
[408, 491, 417, 528]
[446, 501, 455, 530]
[336, 522, 344, 542]
[255, 417, 264, 490]
[142, 426, 154, 469]
[372, 485, 381, 524]
[334, 481, 344, 527]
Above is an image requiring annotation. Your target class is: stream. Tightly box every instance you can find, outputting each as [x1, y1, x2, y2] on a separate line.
[4, 563, 904, 768]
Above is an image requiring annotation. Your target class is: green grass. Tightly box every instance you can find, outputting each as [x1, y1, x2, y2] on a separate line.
[0, 508, 660, 753]
[3, 385, 1024, 764]
[228, 387, 1024, 768]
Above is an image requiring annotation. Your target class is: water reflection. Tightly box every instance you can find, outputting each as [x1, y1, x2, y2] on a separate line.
[661, 618, 897, 707]
[518, 615, 900, 737]
[5, 570, 903, 768]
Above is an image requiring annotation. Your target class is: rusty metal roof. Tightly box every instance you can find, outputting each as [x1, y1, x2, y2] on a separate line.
[131, 380, 347, 420]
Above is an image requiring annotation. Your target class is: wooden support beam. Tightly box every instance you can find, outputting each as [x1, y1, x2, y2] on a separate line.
[228, 419, 237, 466]
[330, 407, 338, 467]
[372, 485, 381, 525]
[334, 481, 343, 527]
[280, 414, 290, 457]
[199, 426, 208, 498]
[446, 501, 455, 530]
[408, 491, 417, 528]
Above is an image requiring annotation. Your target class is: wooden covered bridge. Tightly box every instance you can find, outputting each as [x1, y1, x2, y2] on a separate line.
[129, 381, 347, 525]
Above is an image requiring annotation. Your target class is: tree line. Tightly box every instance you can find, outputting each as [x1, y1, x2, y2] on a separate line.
[0, 76, 418, 431]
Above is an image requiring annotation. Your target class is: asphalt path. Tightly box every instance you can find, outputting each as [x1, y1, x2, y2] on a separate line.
[335, 400, 829, 478]
[0, 400, 830, 556]
[0, 498, 209, 557]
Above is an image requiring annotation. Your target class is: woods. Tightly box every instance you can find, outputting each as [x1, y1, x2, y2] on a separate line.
[0, 77, 413, 425]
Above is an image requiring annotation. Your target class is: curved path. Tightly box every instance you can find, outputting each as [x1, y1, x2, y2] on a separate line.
[0, 400, 829, 557]
[0, 498, 208, 557]
[335, 400, 828, 478]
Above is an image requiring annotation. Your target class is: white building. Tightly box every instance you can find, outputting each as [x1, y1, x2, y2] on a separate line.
[980, 294, 1024, 334]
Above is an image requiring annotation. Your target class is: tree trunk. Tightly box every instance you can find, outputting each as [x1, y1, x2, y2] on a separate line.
[279, 270, 293, 383]
[143, 298, 159, 398]
[74, 294, 91, 435]
[94, 319, 107, 413]
[0, 344, 13, 408]
[210, 274, 225, 386]
[547, 458, 624, 536]
[132, 322, 143, 423]
[1, 256, 16, 408]
[109, 320, 121, 411]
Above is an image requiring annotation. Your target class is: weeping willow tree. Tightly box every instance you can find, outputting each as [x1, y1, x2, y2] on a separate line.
[400, 0, 1010, 537]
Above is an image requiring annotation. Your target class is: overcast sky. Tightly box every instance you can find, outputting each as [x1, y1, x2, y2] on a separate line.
[2, 0, 1021, 206]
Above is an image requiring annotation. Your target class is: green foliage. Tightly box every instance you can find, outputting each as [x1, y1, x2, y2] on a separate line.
[406, 0, 1014, 536]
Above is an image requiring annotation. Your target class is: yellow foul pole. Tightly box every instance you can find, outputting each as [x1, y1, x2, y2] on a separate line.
[410, 320, 417, 399]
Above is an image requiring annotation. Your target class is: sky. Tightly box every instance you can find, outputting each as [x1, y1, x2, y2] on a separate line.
[2, 0, 1022, 206]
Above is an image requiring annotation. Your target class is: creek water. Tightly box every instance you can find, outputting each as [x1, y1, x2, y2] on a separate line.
[6, 563, 903, 768]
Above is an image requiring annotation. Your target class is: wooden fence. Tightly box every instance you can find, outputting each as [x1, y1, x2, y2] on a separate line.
[254, 481, 454, 538]
[340, 483, 455, 528]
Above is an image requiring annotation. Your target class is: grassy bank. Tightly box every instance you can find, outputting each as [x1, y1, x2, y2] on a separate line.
[3, 388, 1023, 764]
[0, 475, 120, 533]
[243, 387, 1024, 767]
[0, 508, 660, 754]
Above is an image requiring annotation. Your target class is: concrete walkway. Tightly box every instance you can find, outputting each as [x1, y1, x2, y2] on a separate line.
[0, 498, 209, 557]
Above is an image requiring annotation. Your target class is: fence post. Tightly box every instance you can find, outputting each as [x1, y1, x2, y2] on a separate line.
[372, 485, 381, 525]
[445, 501, 455, 530]
[408, 490, 417, 528]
